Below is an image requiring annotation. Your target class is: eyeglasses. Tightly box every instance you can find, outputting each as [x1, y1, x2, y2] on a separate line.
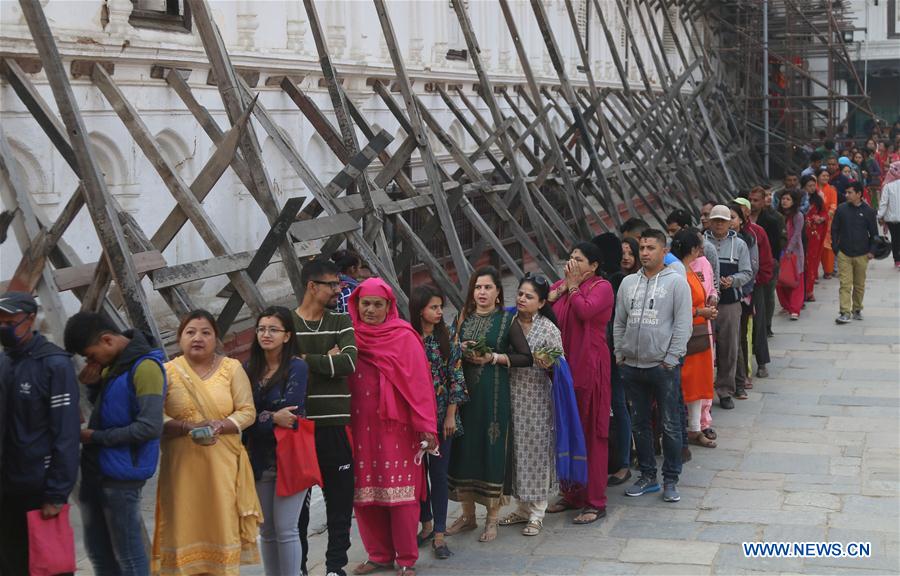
[523, 272, 549, 286]
[256, 326, 287, 335]
[312, 280, 342, 290]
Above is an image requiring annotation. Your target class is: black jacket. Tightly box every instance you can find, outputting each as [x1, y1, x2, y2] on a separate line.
[831, 202, 878, 257]
[2, 333, 80, 503]
[756, 207, 785, 260]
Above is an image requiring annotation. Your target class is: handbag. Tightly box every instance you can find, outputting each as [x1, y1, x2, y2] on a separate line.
[686, 321, 711, 355]
[274, 419, 323, 496]
[777, 252, 799, 289]
[27, 504, 76, 576]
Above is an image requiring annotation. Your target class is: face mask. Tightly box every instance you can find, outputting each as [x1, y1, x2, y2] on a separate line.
[0, 316, 28, 349]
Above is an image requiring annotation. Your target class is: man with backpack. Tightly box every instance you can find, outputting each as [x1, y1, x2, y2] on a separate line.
[64, 312, 166, 576]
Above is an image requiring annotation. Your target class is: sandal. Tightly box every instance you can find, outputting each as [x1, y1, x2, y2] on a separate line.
[688, 431, 717, 448]
[522, 519, 542, 536]
[432, 540, 452, 560]
[479, 519, 499, 542]
[416, 530, 434, 547]
[702, 428, 717, 441]
[546, 499, 577, 513]
[573, 507, 605, 525]
[499, 511, 529, 526]
[353, 560, 394, 575]
[445, 515, 476, 535]
[397, 567, 416, 576]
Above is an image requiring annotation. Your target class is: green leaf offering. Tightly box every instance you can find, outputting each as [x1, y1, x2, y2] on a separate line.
[468, 337, 493, 356]
[533, 346, 563, 366]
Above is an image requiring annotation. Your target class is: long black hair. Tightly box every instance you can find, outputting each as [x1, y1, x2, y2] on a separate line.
[245, 306, 297, 391]
[409, 284, 451, 360]
[518, 273, 558, 327]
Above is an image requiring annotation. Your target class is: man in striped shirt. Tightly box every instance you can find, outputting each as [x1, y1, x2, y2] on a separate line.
[293, 260, 358, 576]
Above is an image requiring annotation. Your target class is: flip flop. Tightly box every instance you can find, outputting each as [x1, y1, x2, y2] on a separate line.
[573, 507, 605, 525]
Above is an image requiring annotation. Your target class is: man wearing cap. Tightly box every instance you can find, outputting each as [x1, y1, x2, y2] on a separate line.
[0, 292, 80, 575]
[703, 207, 753, 409]
[734, 196, 774, 379]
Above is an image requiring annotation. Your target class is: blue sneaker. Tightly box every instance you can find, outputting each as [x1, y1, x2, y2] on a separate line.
[663, 482, 681, 503]
[625, 476, 661, 497]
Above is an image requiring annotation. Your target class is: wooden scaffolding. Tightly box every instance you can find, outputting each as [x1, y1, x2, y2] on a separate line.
[1, 0, 765, 350]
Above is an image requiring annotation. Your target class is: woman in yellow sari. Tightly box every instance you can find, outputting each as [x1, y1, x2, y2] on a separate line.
[153, 310, 262, 575]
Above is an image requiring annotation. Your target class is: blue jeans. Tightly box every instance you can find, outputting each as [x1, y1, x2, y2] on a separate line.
[419, 437, 452, 533]
[621, 364, 683, 484]
[78, 480, 150, 576]
[610, 364, 632, 471]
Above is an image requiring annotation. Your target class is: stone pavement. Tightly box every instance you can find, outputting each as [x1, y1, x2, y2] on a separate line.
[73, 258, 900, 575]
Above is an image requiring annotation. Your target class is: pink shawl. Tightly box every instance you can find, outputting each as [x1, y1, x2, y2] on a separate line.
[884, 161, 900, 187]
[349, 278, 437, 434]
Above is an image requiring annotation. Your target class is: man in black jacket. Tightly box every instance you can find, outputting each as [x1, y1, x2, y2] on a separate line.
[832, 183, 878, 324]
[749, 186, 785, 337]
[0, 292, 80, 575]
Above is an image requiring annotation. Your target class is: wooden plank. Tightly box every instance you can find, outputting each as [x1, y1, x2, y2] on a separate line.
[19, 0, 159, 339]
[53, 251, 167, 292]
[288, 213, 359, 243]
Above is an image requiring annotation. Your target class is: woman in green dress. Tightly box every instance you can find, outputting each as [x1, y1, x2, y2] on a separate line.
[446, 266, 533, 543]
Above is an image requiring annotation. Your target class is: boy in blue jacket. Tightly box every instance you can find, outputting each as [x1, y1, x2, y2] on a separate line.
[0, 292, 80, 575]
[64, 312, 166, 576]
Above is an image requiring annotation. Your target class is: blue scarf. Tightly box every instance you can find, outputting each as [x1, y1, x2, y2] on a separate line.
[552, 358, 588, 490]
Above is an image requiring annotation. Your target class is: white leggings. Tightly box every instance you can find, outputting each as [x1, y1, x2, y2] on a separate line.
[687, 400, 703, 433]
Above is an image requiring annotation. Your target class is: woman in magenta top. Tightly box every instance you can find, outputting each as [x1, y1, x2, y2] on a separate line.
[348, 279, 437, 576]
[546, 242, 615, 524]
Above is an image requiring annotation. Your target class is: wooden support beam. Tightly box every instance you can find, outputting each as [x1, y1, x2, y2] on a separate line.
[372, 0, 471, 288]
[53, 251, 167, 292]
[18, 0, 159, 340]
[90, 63, 269, 316]
[187, 0, 306, 302]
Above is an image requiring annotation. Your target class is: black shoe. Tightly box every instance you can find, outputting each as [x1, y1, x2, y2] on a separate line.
[735, 388, 749, 400]
[608, 469, 632, 486]
[432, 541, 452, 560]
[720, 396, 735, 409]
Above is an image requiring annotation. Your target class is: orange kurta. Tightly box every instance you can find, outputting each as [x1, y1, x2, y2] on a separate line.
[681, 270, 714, 403]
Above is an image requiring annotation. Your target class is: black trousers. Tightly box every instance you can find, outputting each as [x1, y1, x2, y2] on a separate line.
[298, 425, 354, 576]
[887, 221, 900, 263]
[0, 491, 74, 576]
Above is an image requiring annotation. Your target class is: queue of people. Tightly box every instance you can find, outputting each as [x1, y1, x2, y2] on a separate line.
[0, 151, 891, 574]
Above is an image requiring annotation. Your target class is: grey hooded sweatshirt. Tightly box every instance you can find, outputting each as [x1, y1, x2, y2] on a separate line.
[613, 266, 693, 368]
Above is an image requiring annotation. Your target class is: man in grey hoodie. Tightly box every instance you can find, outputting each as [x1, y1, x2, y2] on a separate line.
[614, 229, 692, 504]
[703, 205, 754, 409]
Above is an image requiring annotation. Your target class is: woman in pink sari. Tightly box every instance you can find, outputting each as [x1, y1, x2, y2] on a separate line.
[348, 279, 437, 576]
[546, 242, 615, 524]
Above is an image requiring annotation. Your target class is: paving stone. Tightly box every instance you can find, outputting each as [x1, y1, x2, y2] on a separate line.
[762, 523, 828, 542]
[749, 439, 842, 456]
[711, 470, 785, 491]
[739, 452, 831, 474]
[827, 416, 897, 432]
[820, 395, 900, 407]
[713, 542, 804, 573]
[701, 487, 784, 511]
[580, 560, 641, 575]
[840, 495, 900, 518]
[698, 508, 827, 526]
[608, 519, 701, 541]
[618, 539, 719, 565]
[636, 563, 711, 575]
[531, 534, 626, 559]
[783, 491, 842, 510]
[695, 523, 761, 544]
[524, 555, 585, 575]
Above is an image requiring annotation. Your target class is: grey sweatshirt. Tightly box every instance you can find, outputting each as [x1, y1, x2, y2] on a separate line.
[703, 229, 753, 304]
[613, 266, 693, 368]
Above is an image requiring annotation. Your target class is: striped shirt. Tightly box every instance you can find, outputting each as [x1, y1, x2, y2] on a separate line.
[292, 310, 357, 426]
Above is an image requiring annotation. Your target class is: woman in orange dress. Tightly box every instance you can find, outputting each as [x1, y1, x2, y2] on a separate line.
[817, 167, 838, 279]
[670, 230, 717, 448]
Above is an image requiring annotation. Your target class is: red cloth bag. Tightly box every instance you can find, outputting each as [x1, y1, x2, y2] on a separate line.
[777, 252, 800, 288]
[274, 419, 323, 496]
[26, 504, 76, 576]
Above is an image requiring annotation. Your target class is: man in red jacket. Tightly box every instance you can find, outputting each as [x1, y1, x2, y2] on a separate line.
[734, 197, 773, 378]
